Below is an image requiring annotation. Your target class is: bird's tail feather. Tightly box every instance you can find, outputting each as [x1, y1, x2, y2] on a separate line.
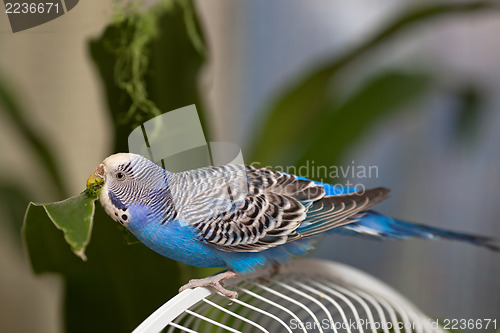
[336, 211, 500, 251]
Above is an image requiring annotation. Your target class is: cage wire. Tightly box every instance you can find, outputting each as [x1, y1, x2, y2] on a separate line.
[133, 259, 445, 333]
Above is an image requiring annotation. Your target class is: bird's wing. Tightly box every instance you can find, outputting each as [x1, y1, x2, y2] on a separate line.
[296, 187, 389, 237]
[179, 165, 388, 252]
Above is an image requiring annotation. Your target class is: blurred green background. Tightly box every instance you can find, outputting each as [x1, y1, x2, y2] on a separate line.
[0, 0, 499, 332]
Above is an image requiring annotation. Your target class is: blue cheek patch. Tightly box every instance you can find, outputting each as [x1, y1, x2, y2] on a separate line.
[108, 191, 127, 210]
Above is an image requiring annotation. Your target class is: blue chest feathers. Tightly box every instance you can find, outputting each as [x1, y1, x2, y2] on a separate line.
[125, 205, 225, 268]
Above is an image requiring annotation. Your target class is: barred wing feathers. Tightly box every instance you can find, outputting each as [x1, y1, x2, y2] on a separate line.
[297, 187, 389, 237]
[180, 166, 389, 253]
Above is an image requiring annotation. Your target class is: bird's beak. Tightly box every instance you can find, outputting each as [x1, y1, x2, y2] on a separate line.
[86, 163, 105, 192]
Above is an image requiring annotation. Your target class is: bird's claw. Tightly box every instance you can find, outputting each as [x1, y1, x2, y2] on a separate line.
[179, 271, 239, 299]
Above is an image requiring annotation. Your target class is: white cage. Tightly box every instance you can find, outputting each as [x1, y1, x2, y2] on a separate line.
[133, 259, 445, 333]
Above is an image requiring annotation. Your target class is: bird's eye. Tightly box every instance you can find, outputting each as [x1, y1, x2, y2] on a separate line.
[116, 172, 125, 180]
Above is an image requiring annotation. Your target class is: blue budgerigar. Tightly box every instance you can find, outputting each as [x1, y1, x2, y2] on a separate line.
[87, 153, 498, 298]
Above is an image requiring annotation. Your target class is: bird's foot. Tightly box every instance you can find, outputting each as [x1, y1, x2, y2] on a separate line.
[179, 270, 240, 299]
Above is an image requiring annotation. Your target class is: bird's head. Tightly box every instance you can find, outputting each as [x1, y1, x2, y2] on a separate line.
[86, 153, 166, 225]
[87, 153, 136, 194]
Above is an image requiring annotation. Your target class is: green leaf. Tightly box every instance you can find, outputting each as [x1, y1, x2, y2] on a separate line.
[145, 0, 208, 133]
[250, 2, 499, 164]
[24, 192, 95, 262]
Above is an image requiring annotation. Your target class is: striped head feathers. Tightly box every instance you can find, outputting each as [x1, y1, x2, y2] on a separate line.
[88, 153, 168, 226]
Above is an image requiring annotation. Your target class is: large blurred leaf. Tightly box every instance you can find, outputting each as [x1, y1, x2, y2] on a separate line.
[250, 2, 498, 165]
[295, 71, 431, 171]
[89, 0, 207, 152]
